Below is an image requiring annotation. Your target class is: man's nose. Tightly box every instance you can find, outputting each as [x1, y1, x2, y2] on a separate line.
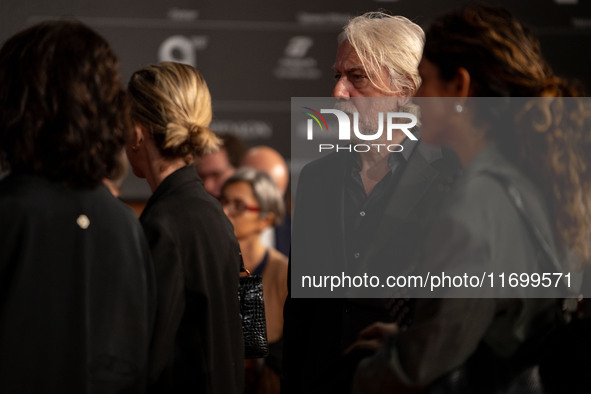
[332, 77, 351, 98]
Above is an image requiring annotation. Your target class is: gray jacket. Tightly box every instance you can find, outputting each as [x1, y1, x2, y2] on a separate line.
[353, 145, 563, 392]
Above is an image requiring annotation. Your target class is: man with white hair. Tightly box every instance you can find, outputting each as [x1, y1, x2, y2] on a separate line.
[282, 12, 460, 393]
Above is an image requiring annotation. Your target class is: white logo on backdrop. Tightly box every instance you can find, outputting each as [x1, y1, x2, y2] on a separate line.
[274, 36, 321, 80]
[158, 35, 208, 67]
[210, 120, 273, 140]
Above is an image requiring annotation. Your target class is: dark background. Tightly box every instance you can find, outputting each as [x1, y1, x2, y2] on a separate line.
[1, 0, 590, 200]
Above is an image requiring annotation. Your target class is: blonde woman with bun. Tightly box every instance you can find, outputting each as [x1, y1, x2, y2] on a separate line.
[126, 62, 244, 393]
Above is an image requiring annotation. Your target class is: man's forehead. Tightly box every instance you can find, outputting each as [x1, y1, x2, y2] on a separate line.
[199, 149, 230, 169]
[332, 41, 380, 76]
[332, 64, 366, 73]
[332, 52, 369, 74]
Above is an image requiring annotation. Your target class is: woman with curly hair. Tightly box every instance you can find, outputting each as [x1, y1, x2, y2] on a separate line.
[351, 4, 591, 393]
[0, 21, 154, 393]
[126, 62, 244, 393]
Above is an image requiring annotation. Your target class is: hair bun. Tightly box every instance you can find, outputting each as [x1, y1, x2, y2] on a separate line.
[188, 123, 220, 155]
[188, 123, 204, 136]
[163, 122, 189, 150]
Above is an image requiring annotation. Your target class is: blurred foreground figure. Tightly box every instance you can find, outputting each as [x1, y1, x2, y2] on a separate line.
[0, 21, 155, 393]
[351, 4, 591, 393]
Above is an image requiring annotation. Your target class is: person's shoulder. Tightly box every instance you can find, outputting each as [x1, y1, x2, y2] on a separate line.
[266, 248, 289, 294]
[439, 146, 462, 167]
[139, 197, 179, 238]
[459, 174, 507, 209]
[0, 174, 130, 216]
[459, 147, 527, 203]
[300, 152, 346, 175]
[78, 187, 146, 238]
[268, 248, 288, 268]
[0, 175, 44, 224]
[445, 162, 516, 229]
[143, 178, 232, 236]
[296, 152, 347, 194]
[90, 187, 135, 214]
[265, 248, 288, 280]
[140, 175, 207, 219]
[0, 173, 50, 198]
[0, 173, 26, 203]
[413, 141, 461, 173]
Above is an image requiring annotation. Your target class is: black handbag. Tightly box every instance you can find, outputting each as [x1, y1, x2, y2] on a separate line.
[238, 258, 269, 359]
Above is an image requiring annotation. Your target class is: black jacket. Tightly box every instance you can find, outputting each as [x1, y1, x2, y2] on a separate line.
[141, 165, 244, 393]
[282, 142, 460, 393]
[0, 173, 155, 393]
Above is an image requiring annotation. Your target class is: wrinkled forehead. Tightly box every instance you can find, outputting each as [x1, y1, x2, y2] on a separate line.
[333, 40, 393, 92]
[333, 40, 360, 70]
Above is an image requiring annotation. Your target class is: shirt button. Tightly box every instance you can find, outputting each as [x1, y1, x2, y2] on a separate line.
[360, 211, 366, 217]
[354, 252, 360, 259]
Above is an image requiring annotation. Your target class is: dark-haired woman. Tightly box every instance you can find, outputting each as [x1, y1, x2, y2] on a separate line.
[351, 4, 591, 393]
[126, 62, 244, 393]
[0, 21, 154, 393]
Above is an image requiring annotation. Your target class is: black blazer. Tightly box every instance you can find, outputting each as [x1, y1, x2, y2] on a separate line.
[0, 173, 155, 393]
[282, 142, 460, 393]
[140, 165, 244, 393]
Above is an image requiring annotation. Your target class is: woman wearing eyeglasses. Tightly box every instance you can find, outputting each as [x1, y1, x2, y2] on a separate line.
[221, 167, 288, 394]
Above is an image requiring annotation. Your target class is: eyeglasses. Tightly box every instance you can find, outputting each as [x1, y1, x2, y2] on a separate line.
[220, 198, 260, 216]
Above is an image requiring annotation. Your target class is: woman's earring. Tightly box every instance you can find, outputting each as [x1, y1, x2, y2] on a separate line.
[454, 103, 463, 113]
